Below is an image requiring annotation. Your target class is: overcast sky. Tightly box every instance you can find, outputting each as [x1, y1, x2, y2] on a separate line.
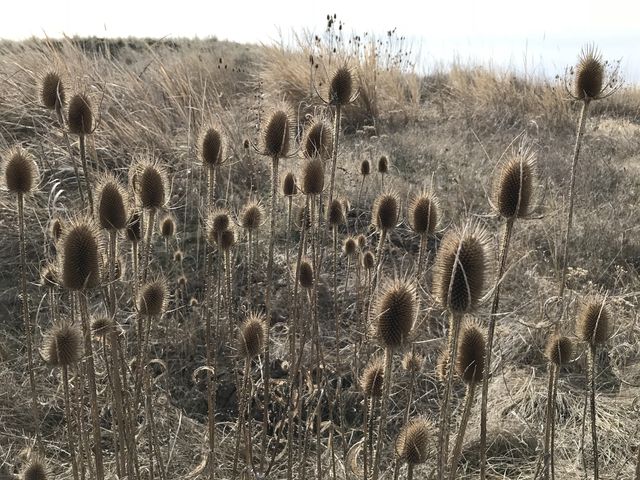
[1, 0, 638, 82]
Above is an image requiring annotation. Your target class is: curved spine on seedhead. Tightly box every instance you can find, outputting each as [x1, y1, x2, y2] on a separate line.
[22, 459, 48, 480]
[2, 146, 39, 195]
[199, 125, 225, 169]
[570, 45, 621, 101]
[67, 93, 93, 135]
[159, 213, 176, 238]
[492, 141, 537, 220]
[327, 198, 346, 228]
[259, 105, 294, 158]
[91, 316, 119, 339]
[432, 222, 492, 314]
[40, 263, 58, 288]
[302, 118, 333, 160]
[207, 209, 231, 244]
[41, 71, 66, 110]
[96, 173, 129, 231]
[545, 335, 574, 366]
[237, 312, 267, 359]
[43, 322, 83, 367]
[126, 212, 143, 243]
[131, 159, 168, 210]
[361, 356, 385, 398]
[576, 295, 611, 345]
[395, 418, 431, 465]
[59, 217, 103, 291]
[373, 279, 417, 350]
[240, 201, 264, 231]
[301, 157, 325, 195]
[372, 191, 400, 232]
[282, 172, 297, 197]
[137, 277, 168, 316]
[408, 191, 439, 235]
[49, 217, 64, 244]
[455, 320, 486, 384]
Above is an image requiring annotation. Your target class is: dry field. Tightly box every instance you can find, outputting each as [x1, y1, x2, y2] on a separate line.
[0, 22, 640, 480]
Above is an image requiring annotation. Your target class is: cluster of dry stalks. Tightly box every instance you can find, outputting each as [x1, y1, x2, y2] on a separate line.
[0, 36, 635, 480]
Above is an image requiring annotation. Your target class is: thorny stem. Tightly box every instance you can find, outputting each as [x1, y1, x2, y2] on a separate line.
[328, 104, 342, 209]
[203, 247, 217, 480]
[372, 349, 393, 480]
[55, 106, 85, 207]
[542, 363, 558, 480]
[62, 365, 80, 480]
[588, 344, 600, 480]
[78, 135, 94, 214]
[233, 358, 252, 478]
[449, 383, 477, 480]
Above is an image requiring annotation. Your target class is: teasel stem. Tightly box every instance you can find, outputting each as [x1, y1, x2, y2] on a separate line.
[557, 100, 590, 331]
[202, 246, 217, 480]
[233, 358, 252, 477]
[17, 193, 40, 449]
[392, 347, 418, 480]
[328, 104, 341, 209]
[438, 312, 462, 480]
[332, 227, 347, 461]
[55, 105, 85, 206]
[247, 230, 253, 289]
[131, 240, 139, 300]
[144, 372, 167, 480]
[449, 382, 477, 479]
[76, 351, 93, 480]
[373, 229, 387, 291]
[78, 292, 105, 480]
[78, 135, 94, 213]
[542, 362, 559, 480]
[134, 313, 154, 408]
[588, 344, 600, 480]
[362, 395, 372, 480]
[372, 349, 393, 480]
[107, 231, 117, 316]
[62, 365, 79, 480]
[480, 217, 514, 479]
[225, 248, 232, 322]
[141, 209, 156, 284]
[416, 233, 428, 281]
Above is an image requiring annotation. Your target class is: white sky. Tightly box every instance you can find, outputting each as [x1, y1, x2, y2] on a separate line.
[1, 0, 639, 81]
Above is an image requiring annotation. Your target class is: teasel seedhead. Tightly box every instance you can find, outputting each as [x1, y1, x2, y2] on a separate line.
[327, 198, 345, 228]
[237, 312, 267, 359]
[40, 263, 58, 288]
[576, 296, 611, 345]
[200, 126, 224, 168]
[43, 323, 83, 367]
[41, 71, 65, 110]
[96, 174, 128, 231]
[328, 66, 354, 106]
[240, 201, 264, 231]
[301, 157, 325, 195]
[282, 172, 297, 197]
[207, 209, 231, 244]
[372, 192, 400, 232]
[455, 320, 486, 384]
[378, 155, 389, 174]
[260, 106, 293, 158]
[574, 46, 605, 101]
[91, 316, 119, 339]
[361, 356, 385, 398]
[3, 146, 39, 195]
[302, 118, 333, 160]
[59, 217, 103, 290]
[360, 159, 371, 176]
[173, 249, 184, 263]
[401, 351, 424, 373]
[159, 213, 176, 238]
[493, 142, 537, 219]
[49, 217, 64, 243]
[22, 460, 48, 480]
[298, 259, 314, 289]
[67, 93, 93, 135]
[356, 234, 367, 250]
[395, 418, 431, 465]
[132, 161, 168, 210]
[138, 277, 168, 316]
[374, 280, 417, 350]
[409, 191, 439, 236]
[362, 250, 375, 270]
[343, 236, 358, 258]
[545, 335, 574, 366]
[217, 227, 236, 251]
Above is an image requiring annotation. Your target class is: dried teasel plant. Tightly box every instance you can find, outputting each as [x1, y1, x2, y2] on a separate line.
[395, 418, 431, 480]
[67, 92, 95, 212]
[408, 190, 440, 279]
[361, 356, 385, 480]
[199, 125, 225, 209]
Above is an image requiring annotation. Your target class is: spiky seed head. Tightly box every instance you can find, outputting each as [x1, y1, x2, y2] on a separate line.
[96, 175, 128, 231]
[41, 72, 65, 110]
[91, 316, 118, 339]
[343, 237, 357, 257]
[189, 297, 199, 307]
[173, 249, 184, 263]
[282, 172, 297, 196]
[207, 209, 231, 244]
[401, 351, 424, 372]
[59, 219, 102, 290]
[67, 93, 93, 135]
[217, 228, 236, 251]
[40, 263, 58, 287]
[360, 159, 371, 176]
[374, 280, 417, 350]
[177, 275, 187, 288]
[356, 234, 367, 249]
[494, 147, 536, 219]
[436, 349, 450, 382]
[240, 202, 264, 231]
[138, 278, 168, 316]
[455, 321, 486, 384]
[243, 139, 250, 149]
[296, 205, 312, 230]
[327, 199, 345, 227]
[298, 259, 314, 289]
[301, 157, 325, 195]
[329, 66, 353, 106]
[361, 356, 385, 397]
[432, 224, 491, 314]
[22, 460, 48, 480]
[3, 147, 39, 195]
[43, 322, 82, 367]
[409, 192, 439, 235]
[261, 108, 292, 158]
[200, 127, 224, 167]
[159, 214, 176, 238]
[362, 251, 375, 270]
[302, 119, 333, 160]
[378, 155, 389, 174]
[136, 163, 167, 210]
[237, 313, 267, 359]
[373, 192, 399, 231]
[545, 335, 573, 366]
[576, 297, 610, 345]
[395, 418, 431, 465]
[50, 217, 64, 243]
[126, 212, 143, 243]
[574, 46, 605, 100]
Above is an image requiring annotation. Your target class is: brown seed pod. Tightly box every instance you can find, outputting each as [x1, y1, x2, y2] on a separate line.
[135, 162, 167, 210]
[395, 418, 431, 465]
[3, 146, 39, 195]
[493, 146, 536, 219]
[126, 212, 143, 243]
[237, 313, 267, 359]
[243, 139, 250, 149]
[576, 297, 610, 345]
[432, 223, 491, 314]
[282, 172, 297, 196]
[91, 316, 118, 339]
[59, 218, 102, 290]
[298, 259, 314, 289]
[177, 275, 188, 288]
[574, 46, 605, 100]
[374, 280, 417, 350]
[302, 119, 333, 160]
[360, 159, 371, 176]
[40, 263, 58, 287]
[200, 126, 224, 168]
[43, 323, 83, 367]
[545, 335, 574, 366]
[378, 155, 389, 174]
[49, 217, 64, 243]
[327, 198, 345, 227]
[343, 237, 357, 257]
[301, 157, 325, 195]
[329, 66, 353, 106]
[436, 348, 450, 382]
[41, 71, 65, 110]
[189, 297, 199, 307]
[361, 356, 385, 397]
[295, 205, 312, 230]
[372, 192, 399, 231]
[173, 249, 184, 263]
[138, 278, 168, 316]
[356, 234, 367, 249]
[217, 228, 236, 251]
[240, 202, 264, 231]
[159, 213, 176, 238]
[409, 192, 439, 235]
[22, 460, 48, 480]
[96, 174, 128, 231]
[455, 321, 486, 384]
[67, 93, 93, 135]
[261, 108, 292, 158]
[362, 251, 375, 270]
[401, 351, 424, 372]
[207, 209, 231, 244]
